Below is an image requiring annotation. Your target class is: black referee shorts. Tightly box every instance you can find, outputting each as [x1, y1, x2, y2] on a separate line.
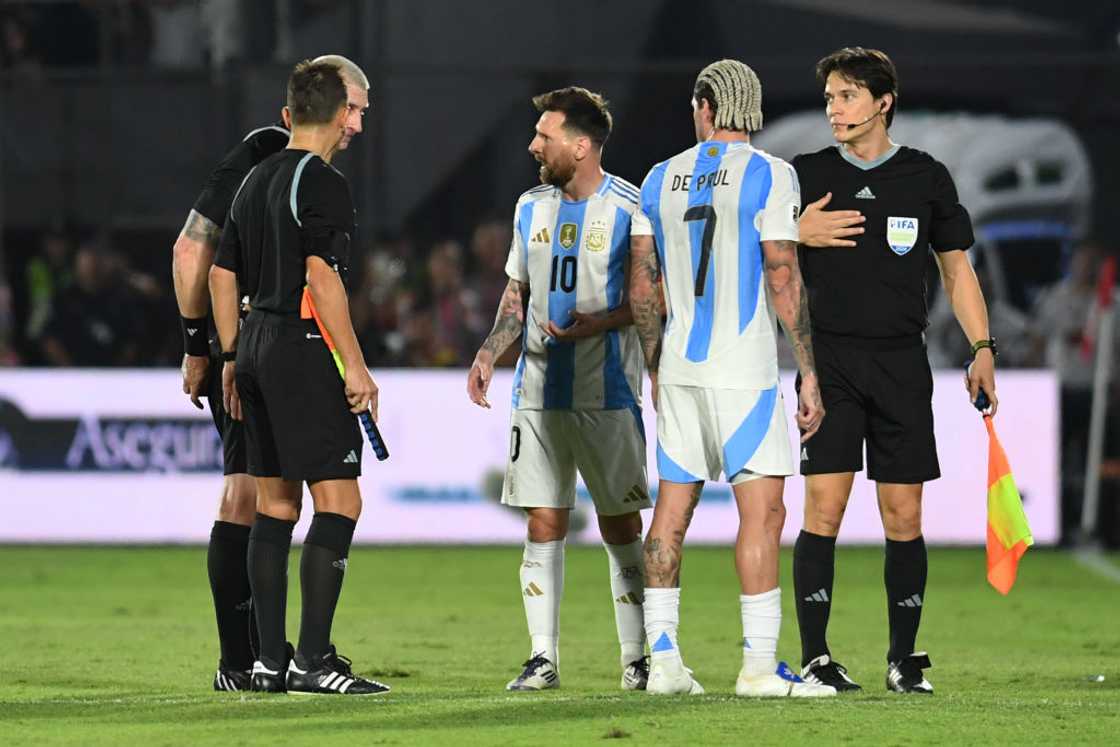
[235, 311, 362, 483]
[204, 349, 247, 476]
[796, 333, 940, 484]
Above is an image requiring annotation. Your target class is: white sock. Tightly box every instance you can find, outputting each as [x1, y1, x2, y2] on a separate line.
[740, 587, 781, 677]
[520, 540, 564, 666]
[604, 540, 646, 667]
[644, 587, 682, 663]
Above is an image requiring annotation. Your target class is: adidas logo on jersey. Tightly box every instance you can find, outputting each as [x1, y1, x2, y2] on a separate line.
[343, 450, 359, 464]
[854, 186, 876, 199]
[531, 227, 551, 244]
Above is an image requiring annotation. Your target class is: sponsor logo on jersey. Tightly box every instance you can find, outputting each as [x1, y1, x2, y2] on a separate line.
[887, 216, 919, 255]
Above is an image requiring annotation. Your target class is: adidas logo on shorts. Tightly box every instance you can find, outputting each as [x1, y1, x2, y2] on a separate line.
[343, 450, 359, 464]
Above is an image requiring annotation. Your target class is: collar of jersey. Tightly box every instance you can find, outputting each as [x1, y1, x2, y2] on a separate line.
[556, 173, 610, 205]
[835, 143, 900, 171]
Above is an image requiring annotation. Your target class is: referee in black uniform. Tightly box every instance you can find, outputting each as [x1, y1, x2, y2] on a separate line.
[790, 48, 998, 695]
[173, 54, 369, 691]
[209, 59, 388, 696]
[174, 119, 288, 691]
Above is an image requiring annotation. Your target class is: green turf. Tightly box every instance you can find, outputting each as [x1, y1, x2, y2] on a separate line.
[1, 545, 1117, 745]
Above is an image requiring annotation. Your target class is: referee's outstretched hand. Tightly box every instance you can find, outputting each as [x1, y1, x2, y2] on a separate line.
[796, 372, 826, 442]
[799, 193, 865, 248]
[345, 366, 378, 420]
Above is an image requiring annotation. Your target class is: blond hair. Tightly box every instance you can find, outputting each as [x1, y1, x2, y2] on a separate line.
[694, 59, 763, 132]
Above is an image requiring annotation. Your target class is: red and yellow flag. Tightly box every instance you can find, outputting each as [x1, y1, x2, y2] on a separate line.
[985, 415, 1033, 594]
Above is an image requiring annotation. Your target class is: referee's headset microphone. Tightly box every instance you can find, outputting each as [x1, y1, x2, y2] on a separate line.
[844, 101, 886, 130]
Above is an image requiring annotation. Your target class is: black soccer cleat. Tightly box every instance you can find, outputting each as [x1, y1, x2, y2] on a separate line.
[286, 646, 391, 696]
[251, 645, 292, 693]
[886, 652, 934, 694]
[213, 662, 252, 692]
[801, 654, 862, 692]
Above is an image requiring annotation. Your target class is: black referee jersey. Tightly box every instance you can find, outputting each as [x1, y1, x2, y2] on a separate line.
[793, 145, 974, 342]
[213, 149, 355, 313]
[192, 122, 290, 228]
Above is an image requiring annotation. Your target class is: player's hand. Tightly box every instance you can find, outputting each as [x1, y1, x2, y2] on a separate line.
[468, 352, 495, 409]
[799, 192, 865, 248]
[543, 312, 602, 341]
[966, 349, 998, 416]
[221, 361, 241, 421]
[181, 354, 208, 410]
[345, 365, 378, 418]
[797, 372, 825, 442]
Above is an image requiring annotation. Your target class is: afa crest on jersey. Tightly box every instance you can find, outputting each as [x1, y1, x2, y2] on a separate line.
[585, 219, 609, 252]
[887, 216, 918, 255]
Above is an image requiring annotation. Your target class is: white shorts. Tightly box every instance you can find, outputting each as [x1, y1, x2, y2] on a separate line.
[501, 407, 652, 516]
[656, 384, 793, 484]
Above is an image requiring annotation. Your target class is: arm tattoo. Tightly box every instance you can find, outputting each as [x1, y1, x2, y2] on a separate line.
[764, 239, 816, 377]
[181, 209, 221, 246]
[629, 240, 664, 370]
[480, 279, 527, 358]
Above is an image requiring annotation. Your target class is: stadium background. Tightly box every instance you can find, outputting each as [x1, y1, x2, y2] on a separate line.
[1, 2, 1118, 744]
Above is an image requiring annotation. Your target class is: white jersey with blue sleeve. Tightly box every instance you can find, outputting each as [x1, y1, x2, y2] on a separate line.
[503, 173, 645, 411]
[631, 142, 800, 390]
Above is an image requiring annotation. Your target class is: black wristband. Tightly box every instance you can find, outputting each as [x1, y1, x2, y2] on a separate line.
[181, 316, 209, 357]
[970, 338, 998, 357]
[220, 350, 237, 363]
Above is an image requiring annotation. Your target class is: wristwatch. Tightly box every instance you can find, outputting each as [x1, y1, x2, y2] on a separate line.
[970, 338, 998, 357]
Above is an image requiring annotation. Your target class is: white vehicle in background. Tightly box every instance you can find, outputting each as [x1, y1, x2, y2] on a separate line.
[755, 112, 1094, 367]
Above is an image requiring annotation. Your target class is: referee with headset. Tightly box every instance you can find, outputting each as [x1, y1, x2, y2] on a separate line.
[210, 59, 388, 696]
[790, 47, 998, 695]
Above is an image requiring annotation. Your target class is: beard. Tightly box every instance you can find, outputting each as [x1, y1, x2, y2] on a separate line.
[538, 157, 575, 188]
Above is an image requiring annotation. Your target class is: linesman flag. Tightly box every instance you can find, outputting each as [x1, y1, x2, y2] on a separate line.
[984, 415, 1033, 594]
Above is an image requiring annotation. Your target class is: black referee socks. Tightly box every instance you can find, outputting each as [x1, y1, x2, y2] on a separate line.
[248, 513, 296, 668]
[297, 512, 357, 663]
[793, 530, 837, 666]
[885, 535, 928, 663]
[207, 521, 256, 670]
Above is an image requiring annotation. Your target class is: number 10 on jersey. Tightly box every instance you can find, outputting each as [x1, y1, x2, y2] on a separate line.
[550, 255, 577, 292]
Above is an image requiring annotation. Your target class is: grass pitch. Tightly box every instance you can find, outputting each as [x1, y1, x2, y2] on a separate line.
[1, 545, 1118, 745]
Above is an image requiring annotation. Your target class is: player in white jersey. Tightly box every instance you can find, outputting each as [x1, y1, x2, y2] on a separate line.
[467, 87, 652, 692]
[630, 60, 834, 698]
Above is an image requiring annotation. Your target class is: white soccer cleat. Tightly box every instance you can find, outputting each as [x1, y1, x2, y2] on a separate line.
[736, 661, 837, 698]
[506, 655, 559, 691]
[646, 657, 705, 695]
[621, 655, 649, 691]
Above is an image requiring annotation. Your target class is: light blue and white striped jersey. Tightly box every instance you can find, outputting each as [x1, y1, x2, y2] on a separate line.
[632, 142, 800, 390]
[504, 174, 644, 411]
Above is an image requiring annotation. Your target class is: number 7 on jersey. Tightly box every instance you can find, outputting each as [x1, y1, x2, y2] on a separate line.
[684, 205, 717, 296]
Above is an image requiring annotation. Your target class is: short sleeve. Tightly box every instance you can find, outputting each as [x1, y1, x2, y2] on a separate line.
[505, 202, 530, 282]
[192, 124, 288, 227]
[759, 159, 801, 243]
[213, 216, 241, 273]
[929, 161, 974, 252]
[296, 161, 356, 271]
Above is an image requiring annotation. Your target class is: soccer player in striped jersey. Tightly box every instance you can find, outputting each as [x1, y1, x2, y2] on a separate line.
[467, 87, 652, 692]
[629, 59, 834, 697]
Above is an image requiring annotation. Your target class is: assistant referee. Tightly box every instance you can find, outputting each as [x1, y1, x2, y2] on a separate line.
[790, 47, 997, 695]
[209, 59, 387, 696]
